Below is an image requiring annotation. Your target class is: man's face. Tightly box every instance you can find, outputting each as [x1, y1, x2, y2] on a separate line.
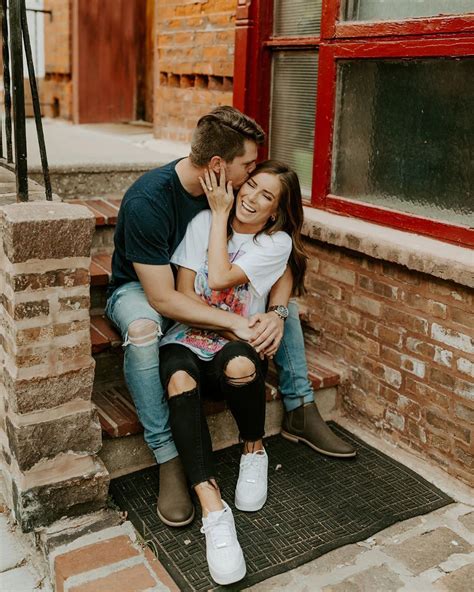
[223, 140, 258, 189]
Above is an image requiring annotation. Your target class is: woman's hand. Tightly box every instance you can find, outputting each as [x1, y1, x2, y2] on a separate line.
[199, 166, 234, 216]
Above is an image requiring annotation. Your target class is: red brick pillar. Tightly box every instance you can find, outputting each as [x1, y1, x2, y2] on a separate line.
[0, 202, 108, 531]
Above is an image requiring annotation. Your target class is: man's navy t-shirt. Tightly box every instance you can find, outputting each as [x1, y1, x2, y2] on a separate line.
[110, 159, 208, 289]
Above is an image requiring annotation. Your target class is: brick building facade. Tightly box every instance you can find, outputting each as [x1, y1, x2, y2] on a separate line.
[17, 1, 474, 488]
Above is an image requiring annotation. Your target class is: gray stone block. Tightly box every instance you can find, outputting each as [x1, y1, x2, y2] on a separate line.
[384, 527, 473, 575]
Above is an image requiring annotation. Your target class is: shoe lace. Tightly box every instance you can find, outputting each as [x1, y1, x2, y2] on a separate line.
[240, 451, 264, 484]
[200, 508, 233, 549]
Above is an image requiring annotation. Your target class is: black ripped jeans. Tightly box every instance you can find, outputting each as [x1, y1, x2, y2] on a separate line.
[159, 341, 268, 487]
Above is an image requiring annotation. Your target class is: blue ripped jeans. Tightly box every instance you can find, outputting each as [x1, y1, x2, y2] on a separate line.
[105, 284, 314, 463]
[105, 282, 177, 464]
[274, 299, 315, 412]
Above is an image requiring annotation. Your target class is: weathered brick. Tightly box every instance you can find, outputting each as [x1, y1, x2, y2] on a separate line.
[456, 357, 474, 378]
[405, 377, 450, 409]
[346, 330, 380, 355]
[359, 275, 398, 300]
[425, 409, 470, 444]
[455, 402, 474, 423]
[320, 261, 356, 285]
[405, 337, 435, 358]
[384, 306, 428, 335]
[454, 446, 474, 470]
[309, 278, 342, 300]
[431, 323, 474, 355]
[14, 300, 49, 320]
[13, 458, 108, 532]
[433, 346, 453, 368]
[68, 563, 157, 592]
[7, 268, 89, 292]
[3, 364, 94, 414]
[55, 536, 140, 591]
[450, 306, 474, 329]
[401, 355, 426, 378]
[456, 378, 474, 402]
[6, 409, 101, 471]
[351, 295, 381, 316]
[429, 367, 456, 390]
[385, 410, 405, 432]
[58, 295, 90, 312]
[1, 203, 94, 263]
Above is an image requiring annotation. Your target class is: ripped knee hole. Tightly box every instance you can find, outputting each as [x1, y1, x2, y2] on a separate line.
[168, 370, 197, 397]
[126, 319, 160, 346]
[224, 356, 257, 386]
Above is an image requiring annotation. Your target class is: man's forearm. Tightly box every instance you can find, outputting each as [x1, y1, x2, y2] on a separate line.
[149, 289, 240, 332]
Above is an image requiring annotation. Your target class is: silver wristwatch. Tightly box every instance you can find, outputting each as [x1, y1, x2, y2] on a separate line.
[268, 304, 289, 321]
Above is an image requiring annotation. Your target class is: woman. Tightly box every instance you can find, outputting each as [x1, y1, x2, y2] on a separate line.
[159, 160, 307, 585]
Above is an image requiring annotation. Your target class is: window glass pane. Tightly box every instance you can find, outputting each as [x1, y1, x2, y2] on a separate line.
[343, 0, 474, 21]
[274, 0, 323, 37]
[270, 51, 318, 198]
[332, 59, 474, 227]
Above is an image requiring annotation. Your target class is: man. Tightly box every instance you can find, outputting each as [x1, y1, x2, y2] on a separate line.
[106, 106, 354, 528]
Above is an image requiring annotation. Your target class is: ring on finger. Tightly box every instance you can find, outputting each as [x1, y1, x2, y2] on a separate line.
[207, 186, 213, 191]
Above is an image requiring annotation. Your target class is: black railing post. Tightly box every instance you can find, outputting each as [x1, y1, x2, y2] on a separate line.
[9, 0, 28, 202]
[1, 0, 13, 163]
[20, 0, 52, 199]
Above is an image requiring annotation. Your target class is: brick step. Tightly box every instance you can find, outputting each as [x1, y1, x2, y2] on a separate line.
[90, 315, 341, 439]
[76, 196, 122, 227]
[90, 253, 112, 287]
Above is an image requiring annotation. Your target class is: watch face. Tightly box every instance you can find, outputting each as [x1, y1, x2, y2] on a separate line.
[277, 305, 289, 319]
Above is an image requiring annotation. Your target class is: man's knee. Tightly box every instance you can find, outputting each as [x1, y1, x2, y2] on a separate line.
[168, 370, 197, 397]
[224, 356, 256, 386]
[127, 319, 160, 346]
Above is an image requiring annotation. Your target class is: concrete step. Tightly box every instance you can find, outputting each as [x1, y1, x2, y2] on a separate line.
[30, 164, 153, 198]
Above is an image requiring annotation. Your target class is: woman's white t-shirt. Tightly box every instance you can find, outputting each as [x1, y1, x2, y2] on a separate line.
[160, 210, 292, 360]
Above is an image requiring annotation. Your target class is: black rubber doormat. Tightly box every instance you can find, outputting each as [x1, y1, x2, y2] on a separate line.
[110, 423, 453, 591]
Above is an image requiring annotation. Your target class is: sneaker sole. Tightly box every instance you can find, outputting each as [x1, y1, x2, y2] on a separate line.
[281, 430, 357, 458]
[209, 555, 246, 585]
[156, 506, 195, 528]
[234, 493, 267, 512]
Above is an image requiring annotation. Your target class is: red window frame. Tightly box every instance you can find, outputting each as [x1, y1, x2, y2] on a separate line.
[233, 0, 474, 247]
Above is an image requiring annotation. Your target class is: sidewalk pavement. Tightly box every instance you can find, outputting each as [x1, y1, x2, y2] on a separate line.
[25, 119, 188, 170]
[0, 499, 52, 592]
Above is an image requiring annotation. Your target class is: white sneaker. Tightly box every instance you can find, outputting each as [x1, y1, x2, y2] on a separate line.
[235, 448, 268, 511]
[200, 501, 246, 585]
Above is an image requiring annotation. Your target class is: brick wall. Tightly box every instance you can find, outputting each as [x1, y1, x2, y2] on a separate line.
[154, 0, 236, 141]
[42, 0, 72, 118]
[299, 238, 474, 487]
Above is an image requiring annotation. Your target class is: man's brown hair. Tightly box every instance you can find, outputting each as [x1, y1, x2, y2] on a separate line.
[190, 106, 265, 167]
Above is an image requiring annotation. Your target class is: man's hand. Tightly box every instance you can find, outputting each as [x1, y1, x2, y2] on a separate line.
[248, 312, 285, 358]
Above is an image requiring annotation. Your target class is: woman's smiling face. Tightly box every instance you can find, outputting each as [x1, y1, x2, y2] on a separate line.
[233, 172, 281, 234]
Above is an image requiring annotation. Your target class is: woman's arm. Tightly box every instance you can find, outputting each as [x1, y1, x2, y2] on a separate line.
[199, 168, 249, 291]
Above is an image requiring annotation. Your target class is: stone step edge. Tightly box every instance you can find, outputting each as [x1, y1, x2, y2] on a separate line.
[49, 521, 179, 592]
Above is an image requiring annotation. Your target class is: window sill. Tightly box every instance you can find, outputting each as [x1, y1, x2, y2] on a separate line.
[302, 207, 473, 288]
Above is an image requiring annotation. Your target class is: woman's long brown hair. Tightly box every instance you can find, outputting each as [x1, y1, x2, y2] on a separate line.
[227, 160, 308, 296]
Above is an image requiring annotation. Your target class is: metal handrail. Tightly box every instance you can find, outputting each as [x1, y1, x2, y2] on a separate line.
[1, 0, 51, 201]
